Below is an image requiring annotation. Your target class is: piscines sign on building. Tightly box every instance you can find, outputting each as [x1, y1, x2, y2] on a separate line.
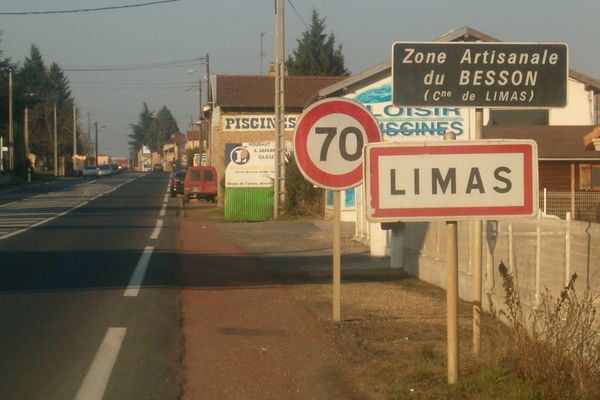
[351, 78, 471, 140]
[221, 115, 299, 131]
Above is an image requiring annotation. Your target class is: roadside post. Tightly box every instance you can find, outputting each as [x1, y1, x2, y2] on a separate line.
[294, 97, 381, 322]
[390, 40, 566, 383]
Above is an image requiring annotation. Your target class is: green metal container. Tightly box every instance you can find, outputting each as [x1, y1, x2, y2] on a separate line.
[224, 187, 273, 221]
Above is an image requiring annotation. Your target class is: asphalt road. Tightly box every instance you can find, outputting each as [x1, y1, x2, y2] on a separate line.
[0, 172, 182, 399]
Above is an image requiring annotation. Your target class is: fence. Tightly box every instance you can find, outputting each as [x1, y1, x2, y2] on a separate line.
[398, 214, 600, 313]
[541, 190, 600, 222]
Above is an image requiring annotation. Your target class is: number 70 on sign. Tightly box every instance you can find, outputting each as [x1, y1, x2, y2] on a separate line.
[293, 97, 382, 191]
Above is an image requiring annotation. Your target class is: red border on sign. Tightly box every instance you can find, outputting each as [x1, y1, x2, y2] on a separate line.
[294, 98, 381, 190]
[367, 143, 535, 219]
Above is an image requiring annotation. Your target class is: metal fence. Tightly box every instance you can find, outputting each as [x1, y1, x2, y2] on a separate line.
[540, 190, 600, 222]
[400, 214, 600, 312]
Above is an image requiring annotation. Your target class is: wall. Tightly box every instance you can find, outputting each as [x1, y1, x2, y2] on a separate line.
[394, 216, 600, 313]
[209, 110, 295, 207]
[550, 79, 595, 125]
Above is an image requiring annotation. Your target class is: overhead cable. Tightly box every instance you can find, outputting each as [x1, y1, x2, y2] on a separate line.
[0, 0, 180, 15]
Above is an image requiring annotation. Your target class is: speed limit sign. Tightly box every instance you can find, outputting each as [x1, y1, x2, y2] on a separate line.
[294, 97, 381, 190]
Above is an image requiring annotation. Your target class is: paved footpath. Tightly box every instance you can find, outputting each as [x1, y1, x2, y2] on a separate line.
[178, 207, 357, 400]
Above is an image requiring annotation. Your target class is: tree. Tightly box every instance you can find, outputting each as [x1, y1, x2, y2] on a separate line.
[286, 9, 349, 76]
[0, 33, 15, 165]
[145, 106, 178, 153]
[129, 102, 154, 151]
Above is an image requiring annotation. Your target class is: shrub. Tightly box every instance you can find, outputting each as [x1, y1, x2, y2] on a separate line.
[494, 264, 600, 399]
[283, 151, 324, 217]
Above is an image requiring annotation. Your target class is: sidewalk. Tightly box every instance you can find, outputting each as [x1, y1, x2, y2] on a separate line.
[177, 208, 362, 400]
[177, 206, 474, 399]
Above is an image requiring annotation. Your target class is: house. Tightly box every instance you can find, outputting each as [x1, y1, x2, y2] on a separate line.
[204, 74, 346, 220]
[162, 133, 187, 171]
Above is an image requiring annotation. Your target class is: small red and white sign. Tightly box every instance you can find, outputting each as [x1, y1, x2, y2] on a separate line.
[364, 140, 538, 221]
[294, 97, 381, 190]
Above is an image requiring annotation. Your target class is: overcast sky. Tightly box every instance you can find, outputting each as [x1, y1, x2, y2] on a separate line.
[1, 0, 598, 157]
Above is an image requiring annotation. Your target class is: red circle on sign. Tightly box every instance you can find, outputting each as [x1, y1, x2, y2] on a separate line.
[294, 98, 381, 190]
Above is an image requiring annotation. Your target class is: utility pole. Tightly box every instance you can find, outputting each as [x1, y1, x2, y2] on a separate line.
[24, 107, 29, 160]
[8, 68, 13, 171]
[259, 32, 266, 74]
[73, 104, 77, 157]
[274, 0, 285, 218]
[205, 53, 210, 104]
[87, 112, 91, 155]
[197, 80, 202, 120]
[95, 122, 98, 166]
[53, 103, 58, 176]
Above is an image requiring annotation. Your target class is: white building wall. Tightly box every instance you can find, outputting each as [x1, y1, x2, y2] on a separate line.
[550, 78, 595, 125]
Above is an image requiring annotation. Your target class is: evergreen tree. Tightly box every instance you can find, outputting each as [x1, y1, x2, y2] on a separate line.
[129, 102, 154, 151]
[145, 106, 178, 153]
[286, 9, 349, 76]
[0, 34, 15, 162]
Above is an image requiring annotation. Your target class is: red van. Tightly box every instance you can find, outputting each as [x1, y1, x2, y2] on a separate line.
[183, 166, 217, 203]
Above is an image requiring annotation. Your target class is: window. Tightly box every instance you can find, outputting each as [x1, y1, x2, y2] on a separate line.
[203, 170, 214, 181]
[593, 166, 600, 190]
[488, 109, 549, 125]
[580, 164, 600, 191]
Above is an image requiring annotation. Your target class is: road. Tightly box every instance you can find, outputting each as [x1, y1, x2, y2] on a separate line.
[0, 172, 182, 399]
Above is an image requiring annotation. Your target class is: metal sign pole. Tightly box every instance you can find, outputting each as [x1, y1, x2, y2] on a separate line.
[333, 190, 341, 322]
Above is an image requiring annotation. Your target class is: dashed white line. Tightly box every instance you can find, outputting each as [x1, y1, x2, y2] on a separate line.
[124, 246, 154, 297]
[74, 327, 127, 400]
[150, 219, 163, 240]
[159, 204, 167, 217]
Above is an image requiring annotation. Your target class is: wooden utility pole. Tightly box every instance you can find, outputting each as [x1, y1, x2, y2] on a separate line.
[24, 107, 29, 158]
[53, 104, 58, 176]
[8, 68, 13, 171]
[274, 0, 285, 218]
[73, 104, 77, 157]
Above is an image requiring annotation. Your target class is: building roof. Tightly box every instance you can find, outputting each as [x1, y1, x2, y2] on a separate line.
[319, 26, 600, 98]
[213, 75, 346, 109]
[483, 125, 600, 160]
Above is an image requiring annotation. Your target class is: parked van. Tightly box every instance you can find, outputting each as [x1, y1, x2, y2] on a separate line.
[183, 166, 217, 203]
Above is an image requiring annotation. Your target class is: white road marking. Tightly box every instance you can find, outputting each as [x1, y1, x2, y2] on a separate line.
[74, 327, 127, 400]
[150, 219, 163, 240]
[163, 193, 169, 203]
[0, 173, 148, 241]
[0, 201, 18, 208]
[124, 246, 154, 297]
[159, 204, 167, 217]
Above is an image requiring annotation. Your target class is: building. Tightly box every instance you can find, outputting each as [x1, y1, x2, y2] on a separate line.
[204, 74, 346, 219]
[162, 133, 187, 171]
[316, 26, 600, 255]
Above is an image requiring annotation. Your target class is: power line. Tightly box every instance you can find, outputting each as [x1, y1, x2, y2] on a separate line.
[287, 0, 308, 29]
[64, 58, 202, 72]
[0, 0, 180, 16]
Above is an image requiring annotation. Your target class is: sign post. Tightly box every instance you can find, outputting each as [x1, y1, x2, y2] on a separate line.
[365, 138, 539, 383]
[391, 40, 565, 383]
[294, 97, 381, 321]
